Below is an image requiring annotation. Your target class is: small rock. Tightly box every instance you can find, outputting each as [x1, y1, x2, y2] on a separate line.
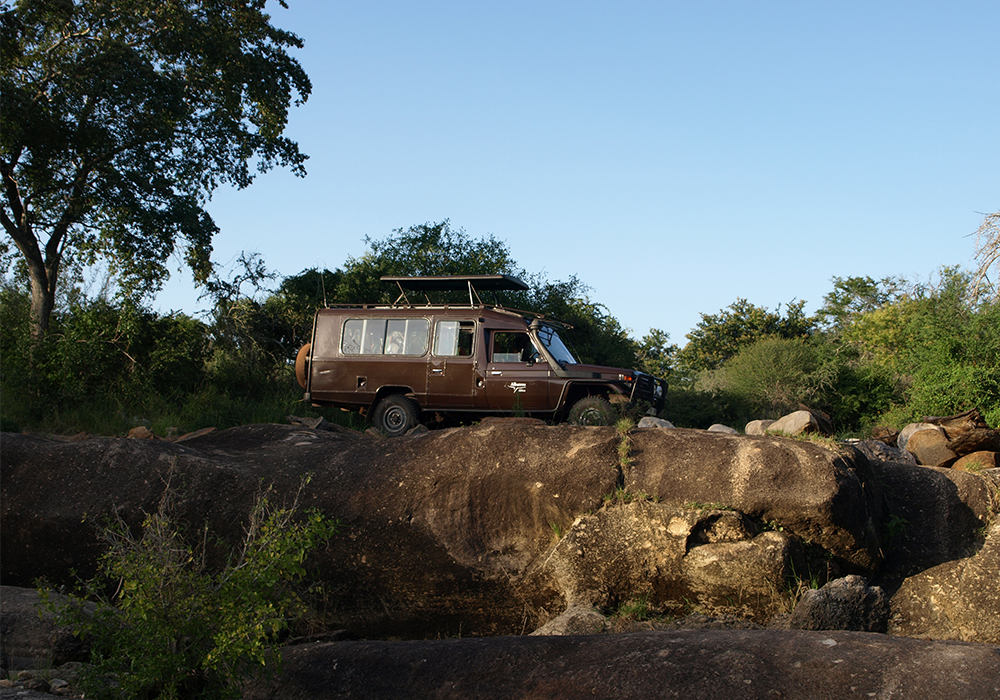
[530, 605, 607, 636]
[637, 417, 675, 429]
[789, 575, 889, 633]
[707, 424, 738, 434]
[953, 451, 999, 472]
[25, 677, 51, 693]
[898, 422, 942, 451]
[745, 419, 775, 435]
[846, 439, 917, 465]
[905, 429, 958, 467]
[869, 425, 899, 446]
[767, 410, 820, 437]
[126, 425, 158, 439]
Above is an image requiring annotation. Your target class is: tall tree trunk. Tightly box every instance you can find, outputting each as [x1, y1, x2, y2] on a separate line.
[3, 148, 70, 343]
[26, 255, 58, 343]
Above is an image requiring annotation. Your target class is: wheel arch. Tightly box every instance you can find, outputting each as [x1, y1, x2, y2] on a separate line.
[367, 385, 420, 420]
[555, 382, 622, 420]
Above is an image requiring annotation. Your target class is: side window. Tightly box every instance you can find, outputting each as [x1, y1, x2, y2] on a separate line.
[433, 320, 475, 357]
[342, 319, 365, 354]
[386, 319, 429, 356]
[491, 331, 536, 363]
[343, 318, 429, 356]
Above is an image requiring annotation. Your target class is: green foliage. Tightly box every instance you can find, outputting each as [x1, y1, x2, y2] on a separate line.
[677, 298, 813, 373]
[815, 275, 906, 332]
[719, 336, 827, 418]
[1, 277, 210, 431]
[523, 276, 639, 367]
[328, 220, 522, 306]
[616, 416, 635, 469]
[634, 328, 676, 380]
[42, 475, 338, 700]
[613, 595, 651, 621]
[836, 268, 1000, 427]
[668, 267, 1000, 433]
[2, 0, 310, 338]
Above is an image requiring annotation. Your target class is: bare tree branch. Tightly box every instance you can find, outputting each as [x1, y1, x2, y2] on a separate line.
[972, 211, 1000, 301]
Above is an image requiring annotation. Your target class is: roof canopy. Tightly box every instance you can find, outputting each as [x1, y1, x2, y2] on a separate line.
[380, 275, 529, 292]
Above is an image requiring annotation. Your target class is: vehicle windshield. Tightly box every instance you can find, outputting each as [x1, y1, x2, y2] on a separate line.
[536, 324, 578, 365]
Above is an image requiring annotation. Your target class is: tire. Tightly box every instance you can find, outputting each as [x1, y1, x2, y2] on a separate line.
[567, 396, 616, 426]
[372, 395, 421, 437]
[295, 343, 311, 388]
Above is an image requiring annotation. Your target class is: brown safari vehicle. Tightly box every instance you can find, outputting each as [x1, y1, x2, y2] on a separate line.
[295, 275, 667, 436]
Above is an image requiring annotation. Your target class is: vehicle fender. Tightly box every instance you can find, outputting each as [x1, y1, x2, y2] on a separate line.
[368, 386, 420, 418]
[555, 381, 621, 416]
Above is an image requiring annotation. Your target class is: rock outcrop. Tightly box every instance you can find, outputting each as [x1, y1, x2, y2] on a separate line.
[3, 423, 889, 638]
[239, 630, 1000, 700]
[889, 513, 1000, 643]
[3, 419, 1000, 698]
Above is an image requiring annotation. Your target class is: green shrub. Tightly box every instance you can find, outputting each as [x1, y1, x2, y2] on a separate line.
[720, 336, 824, 418]
[42, 475, 338, 700]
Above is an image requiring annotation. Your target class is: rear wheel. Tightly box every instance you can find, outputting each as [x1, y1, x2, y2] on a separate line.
[567, 396, 616, 426]
[372, 395, 421, 437]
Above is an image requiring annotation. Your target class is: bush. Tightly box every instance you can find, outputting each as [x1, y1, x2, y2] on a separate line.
[42, 474, 338, 700]
[720, 337, 825, 418]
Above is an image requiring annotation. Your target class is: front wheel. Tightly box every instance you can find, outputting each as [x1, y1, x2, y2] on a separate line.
[567, 396, 616, 426]
[372, 395, 421, 437]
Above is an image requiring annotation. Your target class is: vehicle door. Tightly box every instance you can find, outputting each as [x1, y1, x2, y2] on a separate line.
[483, 330, 551, 411]
[427, 319, 477, 408]
[336, 317, 430, 401]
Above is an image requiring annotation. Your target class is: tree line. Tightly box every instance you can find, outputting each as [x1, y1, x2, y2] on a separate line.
[2, 2, 998, 436]
[2, 220, 998, 436]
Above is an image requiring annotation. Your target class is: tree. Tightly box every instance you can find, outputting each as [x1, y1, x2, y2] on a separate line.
[332, 220, 523, 305]
[972, 210, 1000, 301]
[633, 328, 676, 380]
[814, 275, 906, 332]
[1, 0, 310, 340]
[677, 298, 813, 372]
[281, 221, 649, 369]
[720, 336, 826, 418]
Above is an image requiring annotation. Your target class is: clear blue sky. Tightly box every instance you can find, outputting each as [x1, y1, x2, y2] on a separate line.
[155, 0, 999, 346]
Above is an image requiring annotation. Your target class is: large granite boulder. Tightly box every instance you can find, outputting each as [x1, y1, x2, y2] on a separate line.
[240, 630, 1000, 700]
[889, 507, 1000, 643]
[1, 423, 890, 638]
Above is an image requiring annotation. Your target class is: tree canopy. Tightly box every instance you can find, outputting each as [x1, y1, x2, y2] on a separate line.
[0, 0, 310, 339]
[677, 298, 813, 372]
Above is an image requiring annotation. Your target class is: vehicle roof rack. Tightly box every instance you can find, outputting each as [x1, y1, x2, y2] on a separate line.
[373, 274, 571, 329]
[381, 275, 529, 306]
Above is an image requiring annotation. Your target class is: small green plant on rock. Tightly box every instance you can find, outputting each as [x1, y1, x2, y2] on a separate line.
[885, 514, 908, 542]
[959, 457, 990, 474]
[612, 595, 651, 621]
[615, 416, 635, 470]
[41, 473, 338, 700]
